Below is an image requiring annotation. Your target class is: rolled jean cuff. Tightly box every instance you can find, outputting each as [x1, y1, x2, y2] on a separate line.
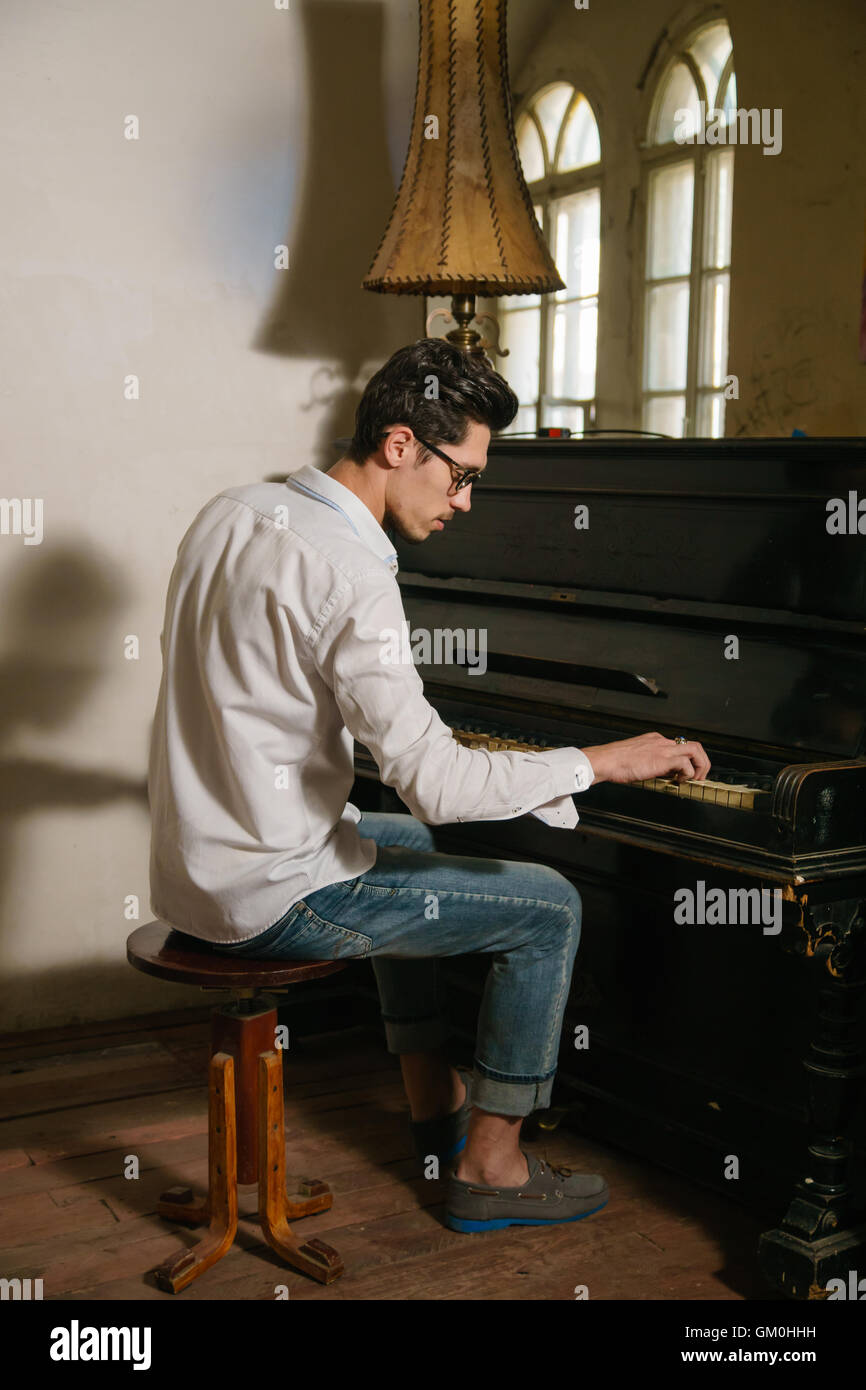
[381, 1012, 453, 1054]
[470, 1067, 555, 1117]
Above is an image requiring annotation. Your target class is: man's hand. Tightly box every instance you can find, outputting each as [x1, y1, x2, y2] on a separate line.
[581, 731, 711, 787]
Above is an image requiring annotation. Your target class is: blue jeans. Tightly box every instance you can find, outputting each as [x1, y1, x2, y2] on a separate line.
[213, 812, 582, 1116]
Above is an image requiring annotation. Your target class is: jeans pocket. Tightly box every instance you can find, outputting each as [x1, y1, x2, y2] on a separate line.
[222, 902, 307, 958]
[264, 905, 373, 960]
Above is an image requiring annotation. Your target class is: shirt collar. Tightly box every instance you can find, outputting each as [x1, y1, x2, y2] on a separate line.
[286, 465, 399, 576]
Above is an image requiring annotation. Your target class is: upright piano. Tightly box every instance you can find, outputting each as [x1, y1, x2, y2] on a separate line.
[351, 436, 866, 1299]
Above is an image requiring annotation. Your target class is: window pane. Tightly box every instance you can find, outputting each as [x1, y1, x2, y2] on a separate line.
[644, 282, 690, 390]
[696, 392, 726, 437]
[698, 272, 730, 387]
[552, 187, 600, 298]
[534, 84, 573, 162]
[703, 150, 734, 268]
[557, 95, 601, 171]
[646, 162, 694, 279]
[688, 22, 733, 109]
[549, 299, 598, 399]
[516, 115, 545, 182]
[720, 71, 738, 128]
[541, 403, 586, 433]
[652, 62, 700, 143]
[501, 289, 540, 310]
[501, 404, 537, 436]
[644, 395, 686, 437]
[499, 308, 541, 404]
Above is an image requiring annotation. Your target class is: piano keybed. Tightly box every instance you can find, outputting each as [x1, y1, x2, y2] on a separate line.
[634, 775, 761, 811]
[450, 722, 773, 811]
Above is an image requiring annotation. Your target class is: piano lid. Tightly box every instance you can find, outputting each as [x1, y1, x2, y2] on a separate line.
[398, 438, 866, 623]
[393, 439, 866, 759]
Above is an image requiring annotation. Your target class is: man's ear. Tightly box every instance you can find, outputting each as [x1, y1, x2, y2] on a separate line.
[382, 426, 414, 466]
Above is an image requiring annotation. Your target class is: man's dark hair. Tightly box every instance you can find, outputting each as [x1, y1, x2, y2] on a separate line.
[345, 337, 519, 464]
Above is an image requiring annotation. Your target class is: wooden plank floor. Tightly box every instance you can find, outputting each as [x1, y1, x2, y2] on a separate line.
[0, 1010, 782, 1301]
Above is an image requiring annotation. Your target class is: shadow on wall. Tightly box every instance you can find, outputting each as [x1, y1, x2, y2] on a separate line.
[0, 547, 148, 1014]
[253, 0, 420, 473]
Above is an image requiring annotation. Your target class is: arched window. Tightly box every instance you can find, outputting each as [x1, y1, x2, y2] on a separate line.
[497, 83, 602, 435]
[641, 20, 735, 437]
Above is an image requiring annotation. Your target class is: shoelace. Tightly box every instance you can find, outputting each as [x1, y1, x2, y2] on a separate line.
[538, 1154, 576, 1181]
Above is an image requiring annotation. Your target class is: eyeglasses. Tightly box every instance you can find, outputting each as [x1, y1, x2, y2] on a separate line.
[413, 435, 483, 493]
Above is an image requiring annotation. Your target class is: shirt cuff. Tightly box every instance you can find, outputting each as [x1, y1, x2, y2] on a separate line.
[530, 794, 578, 828]
[529, 752, 595, 828]
[573, 751, 595, 792]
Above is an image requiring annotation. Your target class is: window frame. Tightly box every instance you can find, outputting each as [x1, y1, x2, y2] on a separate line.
[638, 24, 736, 438]
[499, 82, 604, 435]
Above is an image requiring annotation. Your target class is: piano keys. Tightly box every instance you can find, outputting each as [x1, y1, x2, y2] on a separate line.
[449, 722, 769, 808]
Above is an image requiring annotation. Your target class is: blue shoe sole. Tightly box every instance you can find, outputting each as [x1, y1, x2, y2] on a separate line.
[444, 1197, 608, 1233]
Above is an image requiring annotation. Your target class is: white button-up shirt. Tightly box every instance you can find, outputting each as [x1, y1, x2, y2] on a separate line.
[148, 465, 595, 943]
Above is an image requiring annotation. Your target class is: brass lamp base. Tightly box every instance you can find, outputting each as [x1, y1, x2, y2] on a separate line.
[426, 293, 508, 362]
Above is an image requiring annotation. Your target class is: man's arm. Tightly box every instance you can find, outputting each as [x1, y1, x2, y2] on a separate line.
[313, 571, 590, 825]
[313, 571, 711, 825]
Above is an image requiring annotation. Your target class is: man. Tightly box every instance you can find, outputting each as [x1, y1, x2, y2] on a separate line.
[148, 338, 709, 1234]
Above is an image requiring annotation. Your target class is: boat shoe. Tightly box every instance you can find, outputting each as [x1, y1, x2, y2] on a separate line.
[409, 1067, 473, 1164]
[445, 1152, 609, 1232]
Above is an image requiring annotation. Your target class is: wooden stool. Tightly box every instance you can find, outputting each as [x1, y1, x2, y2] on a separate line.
[127, 921, 349, 1292]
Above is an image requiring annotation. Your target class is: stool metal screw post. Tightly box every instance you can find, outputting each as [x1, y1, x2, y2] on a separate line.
[127, 922, 349, 1293]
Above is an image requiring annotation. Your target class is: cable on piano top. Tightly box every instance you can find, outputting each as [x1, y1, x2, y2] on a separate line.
[494, 428, 674, 439]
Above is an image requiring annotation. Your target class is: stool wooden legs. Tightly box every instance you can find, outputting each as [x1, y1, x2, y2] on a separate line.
[150, 1001, 344, 1293]
[152, 1052, 238, 1293]
[258, 1051, 343, 1282]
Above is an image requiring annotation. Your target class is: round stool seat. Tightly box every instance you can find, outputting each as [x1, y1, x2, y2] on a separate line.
[127, 921, 349, 990]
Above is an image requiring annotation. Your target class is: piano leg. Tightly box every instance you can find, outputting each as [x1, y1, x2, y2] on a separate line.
[759, 897, 866, 1300]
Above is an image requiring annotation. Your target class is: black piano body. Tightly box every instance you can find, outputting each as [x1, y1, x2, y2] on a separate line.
[351, 436, 866, 1298]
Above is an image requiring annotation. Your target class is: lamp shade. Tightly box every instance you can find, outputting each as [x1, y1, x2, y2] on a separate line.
[363, 0, 565, 298]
